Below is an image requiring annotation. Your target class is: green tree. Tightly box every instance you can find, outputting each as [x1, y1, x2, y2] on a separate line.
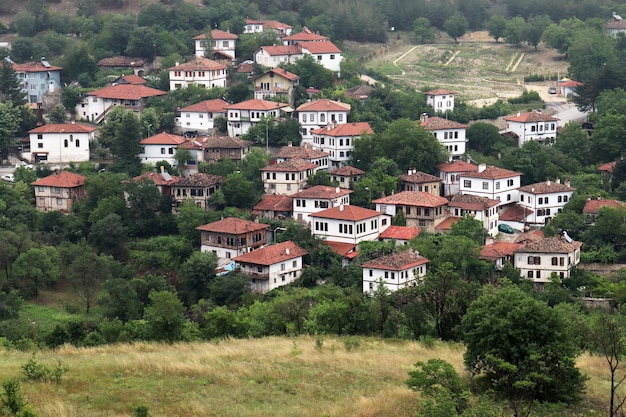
[48, 104, 67, 124]
[0, 103, 21, 153]
[486, 15, 507, 43]
[179, 251, 218, 305]
[89, 213, 128, 260]
[504, 17, 528, 47]
[219, 172, 260, 208]
[0, 60, 25, 105]
[525, 15, 552, 50]
[144, 290, 186, 342]
[282, 54, 335, 90]
[100, 107, 142, 176]
[407, 359, 469, 414]
[413, 17, 436, 44]
[176, 200, 212, 245]
[443, 14, 468, 43]
[11, 246, 61, 297]
[68, 252, 111, 313]
[0, 290, 22, 320]
[62, 45, 98, 84]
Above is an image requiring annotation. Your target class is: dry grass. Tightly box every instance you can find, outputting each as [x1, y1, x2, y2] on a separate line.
[0, 337, 617, 417]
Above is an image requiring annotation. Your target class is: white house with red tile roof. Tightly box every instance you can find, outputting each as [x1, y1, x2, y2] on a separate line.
[254, 45, 304, 68]
[254, 41, 343, 73]
[448, 194, 501, 236]
[244, 19, 293, 37]
[193, 29, 238, 60]
[503, 111, 559, 146]
[75, 84, 166, 124]
[197, 217, 269, 260]
[282, 27, 329, 45]
[399, 168, 441, 196]
[559, 79, 581, 98]
[362, 249, 429, 294]
[168, 57, 228, 91]
[459, 164, 522, 206]
[10, 57, 62, 104]
[309, 204, 391, 244]
[275, 143, 329, 170]
[253, 68, 300, 106]
[378, 225, 421, 245]
[139, 132, 186, 165]
[170, 173, 225, 211]
[420, 114, 467, 161]
[28, 123, 97, 165]
[296, 99, 351, 145]
[480, 240, 522, 270]
[299, 41, 343, 73]
[253, 194, 294, 219]
[292, 185, 351, 223]
[607, 13, 626, 36]
[518, 178, 576, 226]
[436, 160, 478, 196]
[225, 99, 290, 137]
[175, 98, 229, 135]
[328, 165, 365, 189]
[425, 88, 456, 112]
[32, 171, 86, 212]
[311, 121, 373, 168]
[514, 236, 582, 284]
[234, 240, 307, 293]
[260, 158, 317, 195]
[374, 191, 448, 233]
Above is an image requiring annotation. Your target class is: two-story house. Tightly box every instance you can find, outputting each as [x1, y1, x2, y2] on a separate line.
[299, 41, 343, 73]
[139, 133, 186, 166]
[436, 160, 478, 196]
[282, 27, 329, 45]
[198, 136, 252, 164]
[170, 173, 225, 211]
[254, 45, 303, 68]
[244, 19, 293, 37]
[253, 68, 300, 106]
[503, 111, 559, 147]
[225, 99, 290, 137]
[296, 99, 351, 145]
[514, 235, 582, 285]
[518, 178, 576, 226]
[399, 169, 441, 196]
[175, 98, 229, 135]
[76, 84, 166, 124]
[448, 193, 500, 236]
[32, 171, 86, 212]
[193, 29, 238, 60]
[275, 143, 329, 171]
[374, 191, 448, 233]
[234, 240, 307, 293]
[260, 158, 317, 195]
[362, 249, 429, 294]
[459, 164, 522, 206]
[378, 225, 421, 245]
[480, 240, 522, 271]
[28, 123, 97, 165]
[10, 57, 62, 104]
[421, 114, 467, 161]
[253, 194, 294, 220]
[311, 121, 373, 168]
[309, 204, 391, 244]
[168, 58, 228, 91]
[328, 165, 365, 189]
[292, 185, 352, 223]
[425, 88, 456, 113]
[197, 217, 269, 260]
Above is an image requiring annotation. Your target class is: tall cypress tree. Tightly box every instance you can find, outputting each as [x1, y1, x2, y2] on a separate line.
[0, 60, 25, 106]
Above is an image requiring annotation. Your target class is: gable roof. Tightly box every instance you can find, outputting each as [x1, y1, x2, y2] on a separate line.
[113, 74, 146, 85]
[260, 158, 318, 172]
[171, 173, 225, 187]
[436, 160, 478, 173]
[86, 84, 166, 100]
[29, 123, 97, 134]
[254, 68, 300, 82]
[344, 85, 375, 100]
[179, 98, 229, 113]
[328, 165, 365, 176]
[499, 204, 532, 221]
[291, 185, 351, 199]
[518, 180, 576, 194]
[196, 217, 269, 234]
[399, 170, 441, 184]
[378, 225, 420, 240]
[140, 132, 186, 145]
[193, 29, 239, 40]
[299, 40, 342, 54]
[583, 198, 626, 214]
[97, 56, 146, 67]
[598, 161, 617, 173]
[198, 136, 252, 149]
[12, 61, 62, 72]
[311, 122, 373, 137]
[421, 116, 468, 130]
[480, 241, 522, 260]
[296, 99, 351, 112]
[253, 194, 294, 212]
[514, 229, 544, 244]
[361, 250, 429, 271]
[504, 111, 559, 123]
[434, 216, 461, 231]
[373, 191, 448, 208]
[233, 240, 306, 266]
[310, 204, 385, 221]
[257, 45, 302, 57]
[168, 57, 227, 71]
[225, 99, 289, 111]
[245, 19, 293, 31]
[449, 193, 500, 210]
[276, 145, 329, 160]
[425, 88, 456, 96]
[515, 236, 582, 254]
[32, 171, 85, 188]
[325, 241, 358, 258]
[132, 171, 180, 186]
[463, 165, 521, 179]
[282, 27, 329, 42]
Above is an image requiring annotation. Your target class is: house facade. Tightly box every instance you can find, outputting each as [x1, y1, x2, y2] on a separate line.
[514, 236, 582, 284]
[244, 19, 293, 37]
[11, 58, 62, 104]
[253, 69, 300, 106]
[328, 165, 365, 189]
[436, 160, 478, 196]
[399, 169, 441, 196]
[234, 241, 307, 294]
[170, 173, 224, 210]
[197, 217, 269, 260]
[421, 115, 467, 161]
[480, 240, 522, 270]
[448, 194, 500, 236]
[362, 250, 429, 294]
[193, 29, 238, 60]
[260, 158, 317, 195]
[311, 122, 373, 168]
[275, 143, 329, 171]
[175, 98, 229, 135]
[292, 185, 351, 223]
[459, 164, 522, 206]
[503, 111, 559, 147]
[425, 89, 456, 113]
[139, 133, 186, 166]
[225, 99, 289, 137]
[254, 45, 303, 68]
[253, 194, 293, 220]
[378, 225, 421, 245]
[299, 41, 343, 73]
[199, 136, 252, 164]
[374, 191, 448, 233]
[518, 179, 576, 226]
[296, 99, 351, 145]
[309, 204, 391, 244]
[32, 171, 86, 212]
[28, 123, 97, 165]
[168, 58, 228, 91]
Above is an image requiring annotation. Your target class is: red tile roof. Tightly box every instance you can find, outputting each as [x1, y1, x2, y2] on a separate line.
[378, 225, 420, 240]
[514, 230, 544, 244]
[233, 241, 306, 265]
[12, 61, 62, 72]
[255, 68, 300, 81]
[276, 145, 329, 160]
[196, 217, 269, 234]
[373, 191, 448, 208]
[515, 236, 582, 254]
[97, 56, 146, 67]
[311, 122, 373, 137]
[310, 204, 385, 221]
[560, 80, 581, 88]
[193, 29, 239, 40]
[499, 204, 532, 221]
[86, 84, 166, 100]
[246, 19, 293, 31]
[425, 89, 457, 96]
[132, 171, 180, 186]
[198, 136, 252, 150]
[291, 185, 352, 199]
[480, 241, 522, 260]
[449, 193, 499, 210]
[421, 116, 467, 130]
[434, 217, 461, 231]
[260, 158, 318, 172]
[29, 123, 97, 134]
[583, 199, 626, 214]
[168, 57, 227, 71]
[325, 241, 358, 258]
[258, 45, 302, 57]
[253, 194, 294, 212]
[300, 40, 342, 54]
[361, 249, 429, 271]
[172, 173, 225, 187]
[399, 170, 441, 184]
[225, 99, 289, 111]
[518, 180, 576, 194]
[463, 165, 521, 179]
[179, 98, 229, 113]
[436, 160, 478, 173]
[296, 99, 351, 112]
[115, 74, 146, 85]
[504, 111, 559, 123]
[283, 28, 329, 42]
[32, 171, 85, 187]
[140, 132, 186, 145]
[598, 161, 617, 173]
[327, 165, 365, 176]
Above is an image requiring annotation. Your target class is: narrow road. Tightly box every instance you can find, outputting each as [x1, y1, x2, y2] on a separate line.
[444, 50, 460, 66]
[392, 45, 420, 76]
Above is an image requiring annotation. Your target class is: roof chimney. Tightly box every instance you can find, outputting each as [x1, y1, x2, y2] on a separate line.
[564, 178, 571, 187]
[285, 247, 290, 255]
[420, 113, 428, 123]
[339, 202, 344, 211]
[478, 163, 486, 173]
[556, 177, 560, 184]
[287, 141, 292, 147]
[546, 178, 551, 185]
[335, 186, 340, 193]
[326, 99, 330, 107]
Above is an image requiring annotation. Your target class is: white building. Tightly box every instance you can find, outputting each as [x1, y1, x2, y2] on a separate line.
[254, 45, 303, 68]
[299, 41, 343, 73]
[234, 241, 307, 294]
[362, 250, 429, 294]
[244, 19, 293, 37]
[168, 57, 228, 91]
[436, 160, 478, 196]
[225, 99, 290, 137]
[175, 98, 229, 135]
[425, 88, 456, 113]
[260, 158, 317, 195]
[514, 236, 582, 284]
[311, 121, 373, 168]
[292, 185, 352, 223]
[421, 114, 467, 161]
[193, 29, 238, 60]
[282, 27, 329, 45]
[275, 144, 329, 171]
[296, 99, 351, 145]
[448, 194, 501, 236]
[28, 123, 97, 165]
[459, 164, 522, 206]
[309, 204, 391, 244]
[139, 132, 186, 166]
[518, 179, 576, 226]
[503, 111, 559, 147]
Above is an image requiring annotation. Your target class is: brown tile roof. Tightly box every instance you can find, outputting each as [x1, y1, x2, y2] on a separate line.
[172, 173, 225, 187]
[518, 180, 576, 194]
[276, 145, 329, 160]
[168, 57, 227, 71]
[421, 116, 467, 130]
[140, 132, 186, 145]
[180, 98, 229, 113]
[311, 122, 373, 137]
[193, 29, 239, 40]
[233, 241, 306, 265]
[246, 19, 293, 31]
[515, 236, 582, 254]
[361, 250, 429, 271]
[260, 158, 317, 172]
[480, 241, 522, 260]
[237, 62, 254, 74]
[325, 241, 358, 258]
[300, 40, 342, 54]
[132, 171, 181, 186]
[378, 225, 420, 240]
[29, 123, 97, 134]
[296, 99, 351, 112]
[328, 165, 365, 176]
[310, 204, 385, 221]
[97, 56, 146, 67]
[196, 217, 269, 234]
[255, 68, 300, 81]
[504, 111, 559, 123]
[253, 194, 294, 212]
[425, 88, 457, 96]
[373, 191, 448, 208]
[560, 80, 581, 88]
[283, 28, 329, 42]
[115, 74, 146, 85]
[258, 45, 302, 56]
[434, 216, 461, 231]
[463, 165, 521, 179]
[399, 170, 441, 184]
[598, 161, 617, 173]
[292, 185, 352, 199]
[86, 84, 166, 100]
[225, 99, 289, 111]
[12, 61, 62, 72]
[607, 18, 626, 29]
[583, 199, 626, 214]
[32, 171, 85, 188]
[499, 204, 532, 221]
[344, 85, 375, 99]
[436, 160, 478, 173]
[449, 193, 500, 210]
[514, 230, 544, 244]
[198, 136, 252, 149]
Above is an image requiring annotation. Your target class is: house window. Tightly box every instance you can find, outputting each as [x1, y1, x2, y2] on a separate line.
[281, 263, 285, 271]
[463, 180, 471, 188]
[37, 143, 43, 149]
[161, 148, 165, 154]
[76, 139, 80, 147]
[496, 182, 500, 190]
[168, 148, 174, 154]
[552, 257, 558, 266]
[64, 139, 68, 148]
[507, 179, 514, 187]
[302, 114, 307, 122]
[419, 220, 427, 227]
[369, 270, 372, 277]
[482, 182, 488, 190]
[558, 196, 562, 203]
[528, 271, 534, 278]
[293, 261, 297, 267]
[330, 54, 335, 59]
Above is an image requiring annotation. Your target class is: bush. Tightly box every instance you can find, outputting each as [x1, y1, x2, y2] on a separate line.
[508, 89, 542, 104]
[21, 355, 50, 382]
[524, 74, 545, 82]
[1, 377, 24, 415]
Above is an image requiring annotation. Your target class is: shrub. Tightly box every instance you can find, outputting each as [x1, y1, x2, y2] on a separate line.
[21, 355, 50, 382]
[1, 377, 24, 415]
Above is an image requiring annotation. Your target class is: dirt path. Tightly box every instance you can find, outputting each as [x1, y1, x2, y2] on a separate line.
[510, 53, 525, 72]
[505, 53, 517, 71]
[444, 50, 460, 66]
[392, 45, 420, 76]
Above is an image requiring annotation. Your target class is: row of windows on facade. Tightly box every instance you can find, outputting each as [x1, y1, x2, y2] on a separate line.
[403, 184, 435, 192]
[436, 100, 453, 107]
[301, 113, 343, 123]
[463, 179, 516, 189]
[19, 73, 50, 79]
[265, 172, 306, 181]
[529, 124, 556, 132]
[174, 187, 217, 197]
[272, 54, 335, 62]
[208, 233, 264, 245]
[520, 195, 569, 204]
[172, 70, 225, 77]
[527, 256, 569, 266]
[435, 131, 459, 140]
[367, 267, 423, 279]
[397, 206, 444, 217]
[314, 219, 381, 233]
[313, 137, 351, 146]
[39, 197, 65, 205]
[185, 113, 212, 118]
[445, 145, 459, 152]
[527, 270, 565, 279]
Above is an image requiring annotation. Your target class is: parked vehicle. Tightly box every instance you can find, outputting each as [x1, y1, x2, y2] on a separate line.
[1, 174, 15, 183]
[498, 223, 515, 234]
[548, 86, 557, 94]
[15, 161, 34, 170]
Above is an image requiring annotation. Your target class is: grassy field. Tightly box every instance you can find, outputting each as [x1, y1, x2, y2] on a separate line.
[0, 336, 615, 417]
